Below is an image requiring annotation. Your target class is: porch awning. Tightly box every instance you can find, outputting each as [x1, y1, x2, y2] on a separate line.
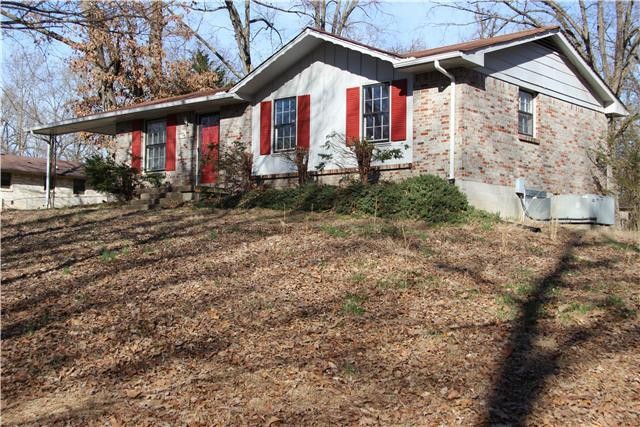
[28, 89, 245, 136]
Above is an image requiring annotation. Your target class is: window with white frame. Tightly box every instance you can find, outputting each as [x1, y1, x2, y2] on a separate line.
[274, 97, 296, 151]
[518, 90, 535, 136]
[363, 83, 390, 142]
[145, 120, 166, 171]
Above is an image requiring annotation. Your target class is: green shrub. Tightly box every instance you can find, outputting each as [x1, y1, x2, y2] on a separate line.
[220, 175, 469, 224]
[396, 175, 469, 222]
[144, 173, 165, 188]
[240, 184, 337, 211]
[85, 155, 141, 202]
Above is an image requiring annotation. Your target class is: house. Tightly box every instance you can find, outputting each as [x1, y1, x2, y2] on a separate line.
[0, 154, 109, 210]
[29, 26, 627, 219]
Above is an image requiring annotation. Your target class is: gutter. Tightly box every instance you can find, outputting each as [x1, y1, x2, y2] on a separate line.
[433, 60, 456, 183]
[27, 92, 243, 135]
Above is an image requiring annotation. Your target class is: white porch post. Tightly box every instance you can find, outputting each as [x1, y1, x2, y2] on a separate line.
[45, 135, 51, 208]
[45, 134, 56, 208]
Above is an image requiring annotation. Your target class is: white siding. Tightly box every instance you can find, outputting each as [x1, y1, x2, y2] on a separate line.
[252, 42, 414, 176]
[0, 173, 109, 210]
[477, 42, 603, 111]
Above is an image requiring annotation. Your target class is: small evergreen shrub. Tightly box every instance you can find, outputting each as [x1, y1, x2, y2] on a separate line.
[396, 175, 469, 223]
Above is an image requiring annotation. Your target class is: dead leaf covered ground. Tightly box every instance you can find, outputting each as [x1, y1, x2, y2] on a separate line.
[1, 204, 639, 426]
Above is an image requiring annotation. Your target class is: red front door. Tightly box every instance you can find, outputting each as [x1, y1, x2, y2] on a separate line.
[199, 114, 220, 185]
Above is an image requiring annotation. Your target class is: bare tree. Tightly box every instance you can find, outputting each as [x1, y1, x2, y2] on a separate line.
[255, 0, 381, 37]
[1, 48, 99, 161]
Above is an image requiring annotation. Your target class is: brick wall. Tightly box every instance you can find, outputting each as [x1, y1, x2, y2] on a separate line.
[411, 71, 459, 179]
[220, 104, 251, 149]
[112, 103, 252, 188]
[407, 69, 608, 195]
[455, 69, 607, 194]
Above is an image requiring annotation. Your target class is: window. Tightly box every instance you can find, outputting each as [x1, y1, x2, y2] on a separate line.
[43, 177, 56, 190]
[145, 120, 166, 171]
[274, 97, 296, 151]
[1, 172, 11, 188]
[363, 83, 390, 142]
[518, 90, 534, 136]
[73, 179, 86, 195]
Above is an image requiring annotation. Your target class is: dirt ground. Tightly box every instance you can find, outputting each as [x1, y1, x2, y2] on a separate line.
[1, 204, 639, 426]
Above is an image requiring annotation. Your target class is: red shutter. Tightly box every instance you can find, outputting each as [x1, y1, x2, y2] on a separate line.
[391, 79, 407, 141]
[165, 114, 177, 171]
[345, 87, 360, 145]
[297, 94, 310, 150]
[131, 120, 143, 172]
[260, 101, 272, 155]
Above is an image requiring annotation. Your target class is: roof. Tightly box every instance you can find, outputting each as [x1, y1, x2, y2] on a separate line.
[404, 26, 559, 58]
[1, 154, 85, 178]
[84, 87, 230, 117]
[305, 27, 404, 59]
[28, 25, 627, 135]
[29, 89, 243, 136]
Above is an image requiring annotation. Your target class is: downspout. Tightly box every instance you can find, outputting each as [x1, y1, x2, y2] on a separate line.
[434, 60, 456, 184]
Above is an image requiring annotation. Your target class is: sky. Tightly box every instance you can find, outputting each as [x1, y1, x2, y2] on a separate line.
[193, 1, 478, 66]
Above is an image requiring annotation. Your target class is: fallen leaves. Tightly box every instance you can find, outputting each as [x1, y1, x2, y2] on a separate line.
[1, 205, 639, 425]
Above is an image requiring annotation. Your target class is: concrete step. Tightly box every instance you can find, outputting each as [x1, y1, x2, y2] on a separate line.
[164, 192, 184, 202]
[121, 203, 149, 211]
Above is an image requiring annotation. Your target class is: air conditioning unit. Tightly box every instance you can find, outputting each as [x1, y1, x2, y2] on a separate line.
[550, 194, 615, 225]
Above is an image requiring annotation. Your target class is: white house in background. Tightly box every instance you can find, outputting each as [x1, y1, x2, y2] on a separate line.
[28, 26, 627, 219]
[0, 154, 109, 210]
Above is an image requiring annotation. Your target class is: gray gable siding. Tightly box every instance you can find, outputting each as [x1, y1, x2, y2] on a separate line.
[476, 41, 603, 112]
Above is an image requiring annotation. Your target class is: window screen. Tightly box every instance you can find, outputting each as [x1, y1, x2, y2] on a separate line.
[145, 120, 166, 171]
[363, 83, 390, 142]
[274, 97, 297, 151]
[518, 90, 534, 136]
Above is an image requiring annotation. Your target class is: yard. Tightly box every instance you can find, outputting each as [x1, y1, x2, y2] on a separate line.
[1, 204, 639, 425]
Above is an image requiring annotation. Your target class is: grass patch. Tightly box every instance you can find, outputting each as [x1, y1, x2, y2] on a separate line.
[463, 208, 501, 231]
[562, 302, 594, 315]
[209, 229, 219, 240]
[342, 362, 358, 376]
[514, 266, 535, 282]
[420, 245, 438, 258]
[496, 293, 519, 320]
[62, 267, 71, 275]
[607, 239, 640, 253]
[350, 272, 366, 284]
[513, 282, 536, 296]
[377, 271, 438, 290]
[342, 293, 366, 316]
[320, 225, 349, 238]
[529, 245, 545, 256]
[100, 249, 119, 262]
[351, 222, 402, 239]
[599, 294, 637, 318]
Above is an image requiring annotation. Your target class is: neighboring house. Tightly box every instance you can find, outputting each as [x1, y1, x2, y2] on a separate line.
[0, 154, 108, 210]
[30, 26, 627, 219]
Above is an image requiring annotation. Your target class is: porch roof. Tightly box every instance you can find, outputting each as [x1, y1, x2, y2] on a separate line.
[29, 89, 245, 136]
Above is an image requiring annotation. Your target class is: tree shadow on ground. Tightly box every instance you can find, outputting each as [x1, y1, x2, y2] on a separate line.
[481, 233, 635, 425]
